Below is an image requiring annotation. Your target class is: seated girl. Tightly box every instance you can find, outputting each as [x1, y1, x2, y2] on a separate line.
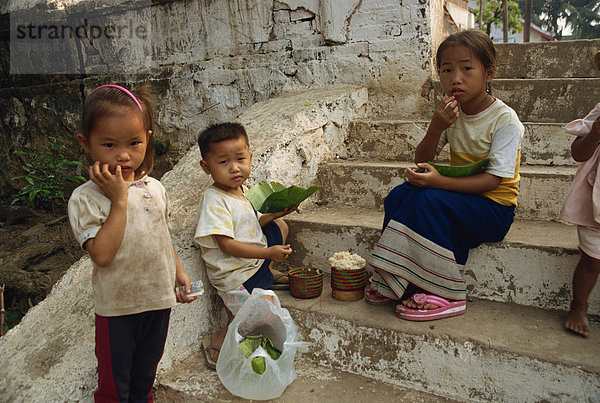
[366, 29, 524, 321]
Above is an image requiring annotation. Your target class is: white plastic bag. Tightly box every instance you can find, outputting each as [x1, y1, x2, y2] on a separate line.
[216, 289, 309, 400]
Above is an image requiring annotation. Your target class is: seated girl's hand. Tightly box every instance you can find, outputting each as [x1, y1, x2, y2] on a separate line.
[405, 163, 442, 188]
[267, 244, 292, 263]
[430, 96, 459, 133]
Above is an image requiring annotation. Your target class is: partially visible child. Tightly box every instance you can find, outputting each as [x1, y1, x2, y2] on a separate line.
[194, 122, 295, 369]
[68, 84, 196, 401]
[559, 59, 600, 337]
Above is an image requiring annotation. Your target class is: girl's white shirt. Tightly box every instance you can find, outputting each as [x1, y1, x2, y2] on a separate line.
[68, 176, 177, 316]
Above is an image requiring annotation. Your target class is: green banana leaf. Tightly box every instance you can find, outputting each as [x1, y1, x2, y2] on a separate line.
[244, 181, 321, 213]
[429, 158, 489, 178]
[239, 334, 282, 375]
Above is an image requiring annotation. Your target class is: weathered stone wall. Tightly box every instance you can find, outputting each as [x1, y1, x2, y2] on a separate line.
[0, 0, 435, 201]
[0, 0, 436, 397]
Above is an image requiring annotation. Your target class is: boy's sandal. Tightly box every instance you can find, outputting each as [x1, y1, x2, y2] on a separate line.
[365, 287, 396, 306]
[395, 293, 466, 321]
[202, 336, 219, 370]
[270, 273, 290, 290]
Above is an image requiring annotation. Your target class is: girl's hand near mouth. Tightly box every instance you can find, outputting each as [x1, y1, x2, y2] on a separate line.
[89, 161, 128, 205]
[431, 95, 459, 133]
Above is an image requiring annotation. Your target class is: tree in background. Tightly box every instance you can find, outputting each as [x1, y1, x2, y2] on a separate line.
[565, 0, 600, 38]
[473, 0, 524, 36]
[516, 0, 600, 39]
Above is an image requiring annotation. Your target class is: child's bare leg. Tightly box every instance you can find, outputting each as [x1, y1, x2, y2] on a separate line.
[270, 218, 290, 284]
[566, 251, 600, 338]
[275, 217, 289, 242]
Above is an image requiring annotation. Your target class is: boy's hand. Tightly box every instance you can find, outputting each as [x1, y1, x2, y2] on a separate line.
[258, 207, 298, 228]
[430, 96, 459, 133]
[265, 207, 298, 220]
[89, 162, 128, 204]
[267, 244, 292, 263]
[405, 163, 443, 188]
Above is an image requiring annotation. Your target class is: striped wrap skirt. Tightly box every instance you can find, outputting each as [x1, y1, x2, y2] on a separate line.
[369, 182, 515, 301]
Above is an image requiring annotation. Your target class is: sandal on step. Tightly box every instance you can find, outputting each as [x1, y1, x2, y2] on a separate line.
[395, 293, 466, 321]
[365, 287, 396, 306]
[270, 273, 290, 290]
[202, 336, 219, 370]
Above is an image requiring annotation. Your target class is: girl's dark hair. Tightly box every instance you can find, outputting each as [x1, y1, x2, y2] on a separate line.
[435, 29, 497, 92]
[197, 122, 249, 159]
[81, 84, 154, 178]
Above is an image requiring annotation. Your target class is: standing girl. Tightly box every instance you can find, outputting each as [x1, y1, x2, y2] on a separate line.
[366, 29, 524, 321]
[559, 72, 600, 337]
[68, 84, 196, 401]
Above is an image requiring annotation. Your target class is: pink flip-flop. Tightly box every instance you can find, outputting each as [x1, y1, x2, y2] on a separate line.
[395, 293, 466, 321]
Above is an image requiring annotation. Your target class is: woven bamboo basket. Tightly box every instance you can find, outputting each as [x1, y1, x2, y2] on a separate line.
[289, 267, 324, 299]
[331, 266, 368, 301]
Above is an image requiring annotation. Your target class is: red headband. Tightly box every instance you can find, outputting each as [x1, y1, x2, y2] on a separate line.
[93, 84, 143, 112]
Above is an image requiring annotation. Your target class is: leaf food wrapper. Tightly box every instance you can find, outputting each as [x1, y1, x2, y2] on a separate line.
[244, 181, 321, 213]
[239, 334, 282, 375]
[217, 289, 310, 400]
[429, 158, 489, 178]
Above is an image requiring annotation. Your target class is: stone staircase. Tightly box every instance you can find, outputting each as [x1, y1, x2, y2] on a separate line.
[278, 39, 600, 401]
[155, 40, 600, 402]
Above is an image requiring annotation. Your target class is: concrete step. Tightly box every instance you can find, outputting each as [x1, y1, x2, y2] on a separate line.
[495, 39, 600, 79]
[315, 160, 576, 222]
[154, 343, 455, 402]
[345, 120, 575, 167]
[276, 280, 600, 402]
[285, 205, 600, 315]
[430, 78, 600, 123]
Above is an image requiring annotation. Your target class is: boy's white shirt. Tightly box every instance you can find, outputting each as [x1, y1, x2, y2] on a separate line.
[194, 185, 267, 291]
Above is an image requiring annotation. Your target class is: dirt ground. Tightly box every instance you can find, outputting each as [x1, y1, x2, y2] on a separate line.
[0, 205, 84, 332]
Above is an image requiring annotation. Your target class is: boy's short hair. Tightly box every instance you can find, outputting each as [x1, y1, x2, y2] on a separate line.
[197, 122, 249, 159]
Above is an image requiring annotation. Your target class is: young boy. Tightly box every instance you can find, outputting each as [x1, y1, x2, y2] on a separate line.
[194, 122, 295, 369]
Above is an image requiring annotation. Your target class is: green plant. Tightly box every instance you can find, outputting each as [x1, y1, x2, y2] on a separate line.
[1, 308, 19, 336]
[473, 0, 524, 36]
[11, 136, 86, 209]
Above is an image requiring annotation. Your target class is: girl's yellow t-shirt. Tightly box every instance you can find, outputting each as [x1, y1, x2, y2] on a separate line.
[436, 99, 525, 206]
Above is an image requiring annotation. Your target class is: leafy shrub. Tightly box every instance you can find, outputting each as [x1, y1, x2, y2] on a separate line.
[1, 308, 19, 336]
[11, 136, 86, 209]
